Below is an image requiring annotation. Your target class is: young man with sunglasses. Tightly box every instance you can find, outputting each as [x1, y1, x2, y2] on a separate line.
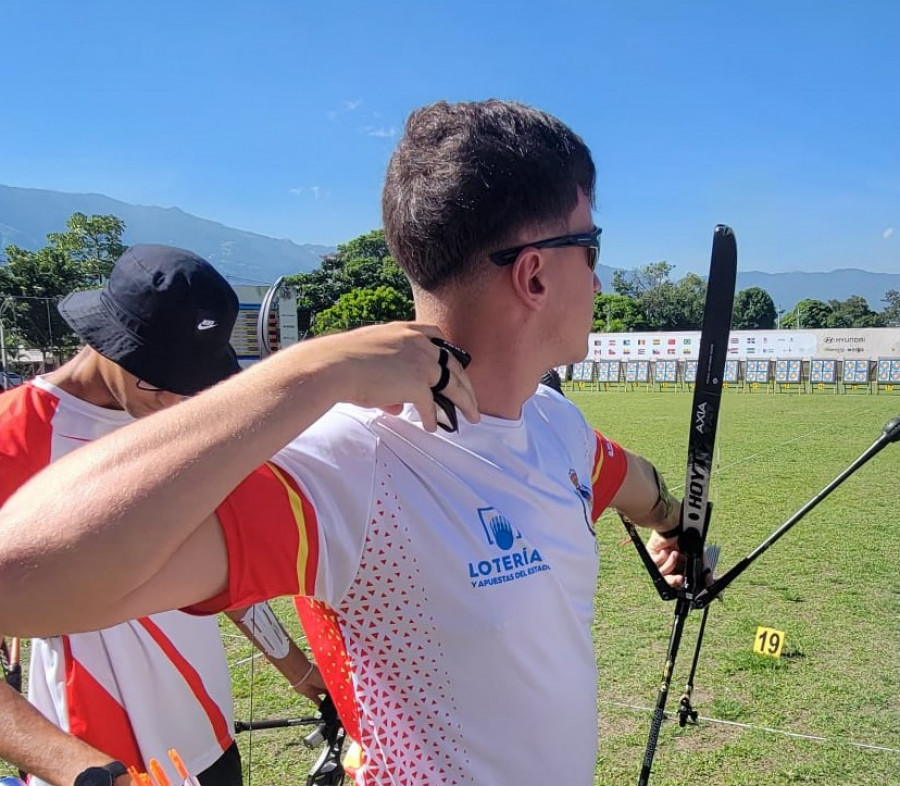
[0, 102, 685, 784]
[0, 245, 324, 786]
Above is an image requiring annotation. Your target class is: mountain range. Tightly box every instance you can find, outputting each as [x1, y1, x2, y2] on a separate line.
[2, 184, 898, 309]
[0, 185, 333, 284]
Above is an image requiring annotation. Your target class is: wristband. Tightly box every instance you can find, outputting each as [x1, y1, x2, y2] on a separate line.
[291, 661, 317, 689]
[656, 520, 683, 540]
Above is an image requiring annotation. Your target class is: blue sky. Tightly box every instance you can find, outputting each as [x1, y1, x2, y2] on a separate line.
[2, 1, 897, 275]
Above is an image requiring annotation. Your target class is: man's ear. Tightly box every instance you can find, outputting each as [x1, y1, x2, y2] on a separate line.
[509, 249, 548, 311]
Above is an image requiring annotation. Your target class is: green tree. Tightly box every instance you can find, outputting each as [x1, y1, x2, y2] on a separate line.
[285, 229, 412, 321]
[826, 295, 885, 328]
[780, 299, 832, 329]
[612, 261, 673, 299]
[1, 213, 126, 354]
[611, 262, 710, 330]
[882, 289, 900, 327]
[672, 272, 706, 329]
[46, 212, 126, 286]
[0, 245, 85, 352]
[593, 293, 647, 332]
[733, 287, 777, 329]
[313, 286, 413, 334]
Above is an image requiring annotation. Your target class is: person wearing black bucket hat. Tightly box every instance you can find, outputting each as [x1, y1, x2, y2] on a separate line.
[0, 245, 324, 785]
[57, 243, 241, 399]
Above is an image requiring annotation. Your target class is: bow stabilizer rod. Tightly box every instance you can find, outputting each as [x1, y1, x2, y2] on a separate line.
[692, 414, 900, 609]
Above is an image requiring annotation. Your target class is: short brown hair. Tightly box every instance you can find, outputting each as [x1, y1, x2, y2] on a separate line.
[382, 100, 596, 292]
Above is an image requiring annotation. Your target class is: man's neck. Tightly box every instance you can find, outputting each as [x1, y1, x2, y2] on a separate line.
[416, 297, 542, 421]
[43, 349, 122, 410]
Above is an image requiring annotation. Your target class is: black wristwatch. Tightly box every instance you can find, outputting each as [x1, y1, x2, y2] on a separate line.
[73, 761, 129, 786]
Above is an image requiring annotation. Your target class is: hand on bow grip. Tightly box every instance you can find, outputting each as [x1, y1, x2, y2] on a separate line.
[647, 523, 720, 594]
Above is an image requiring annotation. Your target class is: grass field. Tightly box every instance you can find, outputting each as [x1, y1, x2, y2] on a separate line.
[578, 390, 900, 786]
[4, 391, 899, 785]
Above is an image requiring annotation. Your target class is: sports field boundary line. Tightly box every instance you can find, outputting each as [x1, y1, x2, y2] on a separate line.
[606, 700, 900, 754]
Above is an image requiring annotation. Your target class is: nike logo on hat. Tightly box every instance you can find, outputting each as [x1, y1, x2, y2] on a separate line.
[197, 319, 218, 330]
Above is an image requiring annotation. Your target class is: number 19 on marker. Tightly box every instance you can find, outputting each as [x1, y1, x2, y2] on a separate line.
[754, 626, 785, 658]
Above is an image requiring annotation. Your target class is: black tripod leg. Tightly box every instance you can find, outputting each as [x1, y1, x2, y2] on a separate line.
[677, 543, 719, 726]
[637, 596, 690, 786]
[677, 604, 710, 727]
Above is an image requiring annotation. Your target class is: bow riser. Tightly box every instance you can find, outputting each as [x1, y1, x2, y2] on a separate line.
[635, 225, 737, 786]
[680, 225, 737, 577]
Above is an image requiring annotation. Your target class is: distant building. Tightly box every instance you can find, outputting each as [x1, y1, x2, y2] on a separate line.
[231, 283, 301, 367]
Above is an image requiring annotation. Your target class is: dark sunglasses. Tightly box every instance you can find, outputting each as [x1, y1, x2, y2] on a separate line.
[489, 226, 602, 271]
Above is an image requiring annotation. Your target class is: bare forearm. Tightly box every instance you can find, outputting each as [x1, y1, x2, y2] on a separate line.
[0, 323, 478, 636]
[612, 450, 682, 533]
[0, 335, 351, 634]
[0, 682, 120, 786]
[226, 604, 325, 704]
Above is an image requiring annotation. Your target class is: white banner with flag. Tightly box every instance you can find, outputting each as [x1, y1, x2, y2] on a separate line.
[587, 328, 900, 362]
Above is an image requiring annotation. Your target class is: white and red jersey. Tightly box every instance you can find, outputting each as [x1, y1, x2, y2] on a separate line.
[0, 378, 235, 784]
[196, 386, 628, 785]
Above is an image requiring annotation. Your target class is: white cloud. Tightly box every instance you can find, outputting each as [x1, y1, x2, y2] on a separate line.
[328, 99, 363, 120]
[884, 227, 895, 239]
[289, 186, 321, 200]
[364, 126, 397, 138]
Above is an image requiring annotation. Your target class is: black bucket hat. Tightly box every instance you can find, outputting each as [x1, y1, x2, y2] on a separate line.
[58, 244, 240, 396]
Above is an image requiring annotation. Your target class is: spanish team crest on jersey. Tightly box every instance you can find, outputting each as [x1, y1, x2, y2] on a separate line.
[569, 469, 592, 502]
[477, 506, 521, 551]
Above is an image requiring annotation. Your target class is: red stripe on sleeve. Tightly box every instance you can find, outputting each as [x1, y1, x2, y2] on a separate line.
[269, 464, 321, 596]
[590, 431, 627, 521]
[190, 462, 319, 613]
